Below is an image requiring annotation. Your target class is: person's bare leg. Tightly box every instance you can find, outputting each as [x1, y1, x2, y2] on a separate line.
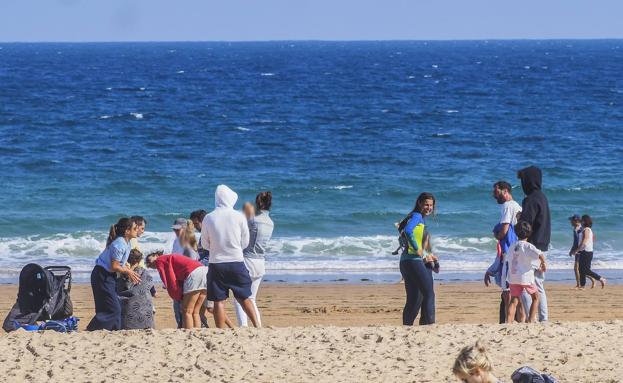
[213, 300, 227, 328]
[516, 300, 526, 323]
[193, 291, 207, 328]
[528, 293, 540, 323]
[236, 298, 259, 327]
[506, 297, 518, 324]
[588, 276, 595, 289]
[199, 305, 209, 327]
[224, 313, 235, 328]
[574, 261, 581, 288]
[182, 291, 200, 329]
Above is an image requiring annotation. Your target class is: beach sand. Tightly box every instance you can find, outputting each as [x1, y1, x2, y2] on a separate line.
[1, 283, 622, 382]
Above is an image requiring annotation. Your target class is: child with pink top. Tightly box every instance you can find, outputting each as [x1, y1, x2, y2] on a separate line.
[506, 221, 547, 323]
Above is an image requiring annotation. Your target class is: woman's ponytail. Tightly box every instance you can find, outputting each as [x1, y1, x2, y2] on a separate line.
[106, 224, 117, 247]
[106, 217, 133, 247]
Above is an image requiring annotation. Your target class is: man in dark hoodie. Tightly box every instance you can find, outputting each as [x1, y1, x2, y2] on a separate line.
[517, 166, 551, 322]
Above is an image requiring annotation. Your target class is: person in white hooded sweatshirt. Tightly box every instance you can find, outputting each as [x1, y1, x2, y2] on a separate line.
[201, 185, 260, 328]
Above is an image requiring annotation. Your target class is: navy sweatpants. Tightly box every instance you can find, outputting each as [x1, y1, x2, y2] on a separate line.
[87, 265, 121, 331]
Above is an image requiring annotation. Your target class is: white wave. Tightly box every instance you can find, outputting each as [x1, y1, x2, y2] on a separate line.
[176, 70, 185, 74]
[432, 64, 438, 68]
[423, 74, 432, 78]
[408, 75, 415, 79]
[0, 233, 621, 277]
[332, 185, 353, 190]
[99, 115, 112, 119]
[130, 112, 143, 119]
[260, 73, 275, 76]
[235, 126, 251, 132]
[139, 87, 145, 91]
[446, 110, 459, 113]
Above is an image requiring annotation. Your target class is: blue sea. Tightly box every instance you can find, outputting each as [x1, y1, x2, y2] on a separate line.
[1, 40, 622, 283]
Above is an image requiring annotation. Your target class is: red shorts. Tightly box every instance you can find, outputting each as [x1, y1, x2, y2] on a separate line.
[509, 283, 538, 297]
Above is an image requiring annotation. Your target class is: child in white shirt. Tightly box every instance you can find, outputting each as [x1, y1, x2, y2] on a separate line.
[506, 221, 546, 323]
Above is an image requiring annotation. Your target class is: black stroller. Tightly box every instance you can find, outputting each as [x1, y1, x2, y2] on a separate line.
[2, 263, 73, 332]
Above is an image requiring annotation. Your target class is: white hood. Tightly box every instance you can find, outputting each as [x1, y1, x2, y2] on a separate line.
[215, 184, 238, 209]
[202, 184, 249, 263]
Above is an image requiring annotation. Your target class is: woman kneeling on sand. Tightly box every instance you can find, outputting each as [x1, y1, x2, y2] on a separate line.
[397, 192, 438, 326]
[87, 218, 142, 331]
[146, 251, 208, 329]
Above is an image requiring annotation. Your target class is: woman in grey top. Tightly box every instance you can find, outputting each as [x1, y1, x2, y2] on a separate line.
[234, 191, 274, 327]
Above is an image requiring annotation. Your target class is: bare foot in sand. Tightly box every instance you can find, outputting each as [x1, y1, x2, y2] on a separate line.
[600, 278, 607, 289]
[590, 278, 595, 289]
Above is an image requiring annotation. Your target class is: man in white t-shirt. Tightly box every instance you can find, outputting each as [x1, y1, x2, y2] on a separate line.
[485, 181, 527, 323]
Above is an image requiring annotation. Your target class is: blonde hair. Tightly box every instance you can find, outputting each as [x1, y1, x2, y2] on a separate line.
[453, 341, 493, 377]
[180, 219, 197, 251]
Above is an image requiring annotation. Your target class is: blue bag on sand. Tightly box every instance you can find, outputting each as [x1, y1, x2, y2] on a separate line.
[511, 366, 558, 383]
[39, 317, 80, 333]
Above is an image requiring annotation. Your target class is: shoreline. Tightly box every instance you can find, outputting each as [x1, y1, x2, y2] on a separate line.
[2, 282, 622, 329]
[2, 268, 622, 285]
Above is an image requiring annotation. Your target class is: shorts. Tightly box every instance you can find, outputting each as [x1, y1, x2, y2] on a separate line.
[206, 261, 252, 301]
[183, 266, 209, 294]
[509, 283, 537, 297]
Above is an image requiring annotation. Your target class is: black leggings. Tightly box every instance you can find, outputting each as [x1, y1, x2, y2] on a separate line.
[399, 259, 435, 325]
[579, 251, 602, 287]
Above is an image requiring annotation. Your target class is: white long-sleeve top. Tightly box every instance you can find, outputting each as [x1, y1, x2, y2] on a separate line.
[201, 185, 250, 263]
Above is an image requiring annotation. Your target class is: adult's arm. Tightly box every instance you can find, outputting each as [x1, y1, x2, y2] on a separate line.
[576, 228, 590, 253]
[156, 257, 183, 301]
[240, 215, 250, 250]
[110, 260, 141, 284]
[200, 216, 210, 253]
[244, 219, 258, 252]
[520, 198, 538, 226]
[495, 223, 509, 241]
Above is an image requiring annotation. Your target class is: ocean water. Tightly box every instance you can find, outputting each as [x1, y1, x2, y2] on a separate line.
[1, 40, 622, 283]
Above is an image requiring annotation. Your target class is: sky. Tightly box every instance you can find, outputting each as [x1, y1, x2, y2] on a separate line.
[1, 0, 622, 42]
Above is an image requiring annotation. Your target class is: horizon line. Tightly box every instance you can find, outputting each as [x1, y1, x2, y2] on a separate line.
[2, 37, 623, 44]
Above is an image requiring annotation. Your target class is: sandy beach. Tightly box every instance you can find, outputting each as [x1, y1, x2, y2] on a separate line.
[1, 282, 623, 382]
[2, 282, 623, 328]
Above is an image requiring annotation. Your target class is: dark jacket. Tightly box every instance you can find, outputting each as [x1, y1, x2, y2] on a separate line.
[518, 166, 551, 252]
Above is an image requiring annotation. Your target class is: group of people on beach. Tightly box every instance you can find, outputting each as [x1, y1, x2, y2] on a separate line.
[85, 165, 604, 332]
[86, 185, 273, 331]
[398, 165, 606, 327]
